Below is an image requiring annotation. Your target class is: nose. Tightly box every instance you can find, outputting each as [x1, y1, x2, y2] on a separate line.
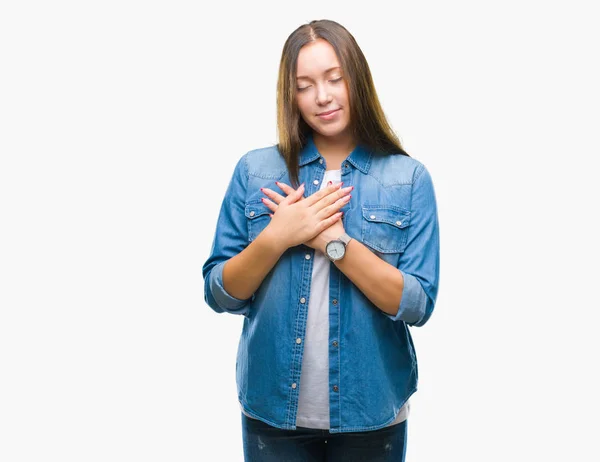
[315, 83, 332, 106]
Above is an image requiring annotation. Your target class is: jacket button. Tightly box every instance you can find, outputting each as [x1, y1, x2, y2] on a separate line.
[332, 340, 338, 347]
[249, 211, 255, 217]
[305, 254, 311, 260]
[370, 214, 376, 219]
[313, 179, 319, 185]
[332, 299, 338, 305]
[333, 385, 339, 392]
[296, 338, 302, 344]
[291, 383, 297, 389]
[300, 297, 306, 303]
[396, 220, 402, 226]
[319, 158, 324, 164]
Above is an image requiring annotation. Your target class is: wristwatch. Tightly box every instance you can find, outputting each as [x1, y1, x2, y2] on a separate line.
[325, 233, 353, 262]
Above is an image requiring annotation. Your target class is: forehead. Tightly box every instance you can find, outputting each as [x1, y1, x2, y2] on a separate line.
[296, 39, 341, 78]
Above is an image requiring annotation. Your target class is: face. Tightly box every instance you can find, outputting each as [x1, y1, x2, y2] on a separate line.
[295, 39, 351, 141]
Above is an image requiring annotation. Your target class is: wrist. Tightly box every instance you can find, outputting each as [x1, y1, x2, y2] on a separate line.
[323, 231, 351, 260]
[316, 234, 329, 254]
[261, 223, 290, 254]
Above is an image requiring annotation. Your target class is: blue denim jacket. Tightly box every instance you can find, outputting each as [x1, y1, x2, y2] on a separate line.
[202, 133, 440, 433]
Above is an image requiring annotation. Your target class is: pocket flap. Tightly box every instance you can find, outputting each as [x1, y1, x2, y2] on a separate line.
[245, 200, 271, 219]
[362, 205, 410, 229]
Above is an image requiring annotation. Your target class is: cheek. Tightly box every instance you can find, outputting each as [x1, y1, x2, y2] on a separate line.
[296, 97, 313, 119]
[338, 87, 350, 106]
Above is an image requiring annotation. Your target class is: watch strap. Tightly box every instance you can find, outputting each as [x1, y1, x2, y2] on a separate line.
[338, 232, 352, 245]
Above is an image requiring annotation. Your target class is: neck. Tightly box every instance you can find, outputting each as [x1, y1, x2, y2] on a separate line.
[312, 131, 356, 168]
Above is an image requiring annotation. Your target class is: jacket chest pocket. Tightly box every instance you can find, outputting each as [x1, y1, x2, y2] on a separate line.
[361, 205, 411, 254]
[245, 199, 272, 242]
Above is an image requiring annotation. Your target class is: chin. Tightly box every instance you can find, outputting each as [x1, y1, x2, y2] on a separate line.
[312, 122, 350, 138]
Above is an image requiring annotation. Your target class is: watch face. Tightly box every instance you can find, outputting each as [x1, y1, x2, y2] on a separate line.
[326, 240, 345, 260]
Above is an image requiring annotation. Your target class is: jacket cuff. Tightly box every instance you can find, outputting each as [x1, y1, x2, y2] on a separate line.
[384, 270, 427, 325]
[209, 260, 251, 312]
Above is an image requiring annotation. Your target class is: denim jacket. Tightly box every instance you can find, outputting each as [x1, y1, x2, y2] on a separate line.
[202, 132, 440, 433]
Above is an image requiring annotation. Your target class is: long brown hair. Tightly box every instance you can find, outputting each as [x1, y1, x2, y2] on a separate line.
[276, 19, 410, 188]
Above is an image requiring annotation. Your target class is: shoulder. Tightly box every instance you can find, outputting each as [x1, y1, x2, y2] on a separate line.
[368, 152, 430, 187]
[239, 144, 287, 179]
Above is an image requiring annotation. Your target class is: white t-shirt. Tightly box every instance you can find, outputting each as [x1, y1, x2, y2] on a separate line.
[241, 169, 409, 429]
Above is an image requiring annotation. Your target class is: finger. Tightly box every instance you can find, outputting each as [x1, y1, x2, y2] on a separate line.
[313, 185, 354, 211]
[317, 211, 343, 231]
[304, 181, 343, 207]
[317, 193, 352, 218]
[276, 181, 305, 201]
[275, 181, 295, 195]
[260, 187, 285, 205]
[260, 197, 278, 212]
[283, 183, 305, 204]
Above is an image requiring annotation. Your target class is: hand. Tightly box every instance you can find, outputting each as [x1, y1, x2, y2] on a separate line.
[261, 181, 353, 253]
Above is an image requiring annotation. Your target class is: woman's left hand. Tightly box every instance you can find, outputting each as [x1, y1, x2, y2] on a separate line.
[261, 181, 348, 254]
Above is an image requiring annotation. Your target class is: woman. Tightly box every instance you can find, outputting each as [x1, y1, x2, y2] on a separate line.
[202, 19, 440, 462]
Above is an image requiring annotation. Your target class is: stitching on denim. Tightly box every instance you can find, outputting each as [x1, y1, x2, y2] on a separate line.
[332, 387, 418, 432]
[360, 204, 410, 253]
[248, 169, 288, 180]
[345, 151, 372, 174]
[362, 204, 411, 215]
[368, 170, 413, 187]
[368, 156, 422, 187]
[413, 163, 425, 183]
[240, 400, 295, 430]
[242, 154, 250, 182]
[399, 163, 424, 256]
[245, 146, 287, 178]
[338, 269, 342, 428]
[286, 248, 312, 427]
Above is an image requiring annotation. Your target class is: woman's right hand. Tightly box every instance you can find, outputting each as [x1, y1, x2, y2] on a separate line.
[262, 182, 352, 250]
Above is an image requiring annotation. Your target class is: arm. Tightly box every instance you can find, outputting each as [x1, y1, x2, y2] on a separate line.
[202, 155, 287, 315]
[331, 164, 440, 327]
[330, 238, 405, 318]
[221, 229, 287, 301]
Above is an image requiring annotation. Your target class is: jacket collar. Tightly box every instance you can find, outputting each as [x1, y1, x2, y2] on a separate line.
[298, 132, 372, 174]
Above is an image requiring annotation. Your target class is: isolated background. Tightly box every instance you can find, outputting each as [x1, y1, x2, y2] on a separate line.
[1, 1, 599, 461]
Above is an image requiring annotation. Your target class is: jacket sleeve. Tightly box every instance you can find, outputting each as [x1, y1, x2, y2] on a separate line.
[384, 163, 440, 327]
[202, 155, 253, 316]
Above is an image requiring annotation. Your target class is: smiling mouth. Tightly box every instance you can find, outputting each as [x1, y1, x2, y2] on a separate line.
[317, 108, 340, 116]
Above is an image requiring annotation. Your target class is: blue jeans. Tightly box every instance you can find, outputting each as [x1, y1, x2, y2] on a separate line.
[241, 413, 408, 462]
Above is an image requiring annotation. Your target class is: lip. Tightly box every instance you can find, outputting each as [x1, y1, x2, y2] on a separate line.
[317, 108, 341, 121]
[317, 108, 340, 116]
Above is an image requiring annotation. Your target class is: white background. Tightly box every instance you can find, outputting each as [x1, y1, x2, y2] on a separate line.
[1, 1, 599, 461]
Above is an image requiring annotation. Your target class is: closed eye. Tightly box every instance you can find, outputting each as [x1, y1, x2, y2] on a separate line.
[297, 77, 343, 92]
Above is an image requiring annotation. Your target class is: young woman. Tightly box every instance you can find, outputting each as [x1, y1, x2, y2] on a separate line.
[202, 19, 440, 462]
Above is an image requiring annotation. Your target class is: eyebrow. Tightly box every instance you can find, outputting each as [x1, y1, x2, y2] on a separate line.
[296, 66, 341, 80]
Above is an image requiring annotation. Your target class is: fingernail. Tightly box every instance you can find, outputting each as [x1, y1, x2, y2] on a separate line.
[260, 188, 264, 192]
[327, 181, 332, 186]
[275, 181, 281, 185]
